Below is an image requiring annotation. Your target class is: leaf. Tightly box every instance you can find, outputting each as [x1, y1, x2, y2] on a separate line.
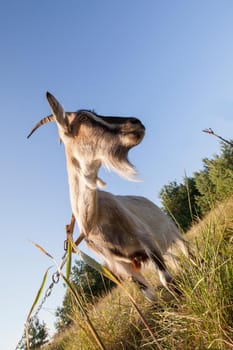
[66, 238, 72, 280]
[77, 250, 120, 285]
[30, 241, 54, 260]
[26, 267, 51, 350]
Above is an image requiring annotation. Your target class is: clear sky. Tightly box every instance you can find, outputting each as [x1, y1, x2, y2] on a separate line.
[1, 1, 233, 349]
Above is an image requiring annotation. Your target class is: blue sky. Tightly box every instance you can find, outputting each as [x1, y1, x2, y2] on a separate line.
[1, 1, 233, 349]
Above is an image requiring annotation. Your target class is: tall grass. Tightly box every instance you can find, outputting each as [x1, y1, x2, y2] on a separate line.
[153, 222, 233, 349]
[43, 198, 233, 350]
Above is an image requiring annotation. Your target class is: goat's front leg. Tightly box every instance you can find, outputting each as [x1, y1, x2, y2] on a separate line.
[74, 232, 85, 246]
[65, 214, 85, 251]
[65, 213, 75, 239]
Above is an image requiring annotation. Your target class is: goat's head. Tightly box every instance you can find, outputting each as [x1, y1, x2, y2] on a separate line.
[28, 92, 145, 181]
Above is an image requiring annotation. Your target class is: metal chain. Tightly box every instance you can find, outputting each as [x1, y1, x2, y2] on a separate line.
[14, 251, 67, 350]
[15, 215, 77, 350]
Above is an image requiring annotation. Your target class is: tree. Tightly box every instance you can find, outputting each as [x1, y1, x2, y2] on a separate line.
[194, 158, 217, 214]
[160, 141, 233, 228]
[159, 177, 201, 232]
[194, 142, 233, 214]
[18, 316, 49, 349]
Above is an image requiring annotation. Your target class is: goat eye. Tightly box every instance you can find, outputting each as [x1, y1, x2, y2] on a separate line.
[80, 114, 88, 122]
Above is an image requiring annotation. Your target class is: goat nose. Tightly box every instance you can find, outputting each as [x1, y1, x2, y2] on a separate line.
[129, 118, 145, 131]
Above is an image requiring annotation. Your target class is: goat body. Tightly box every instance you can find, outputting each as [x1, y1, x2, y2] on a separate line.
[28, 92, 188, 300]
[85, 191, 187, 298]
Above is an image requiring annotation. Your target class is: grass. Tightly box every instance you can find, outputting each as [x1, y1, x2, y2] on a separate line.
[43, 198, 233, 350]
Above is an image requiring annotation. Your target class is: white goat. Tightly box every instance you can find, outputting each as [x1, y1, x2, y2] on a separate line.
[28, 92, 189, 299]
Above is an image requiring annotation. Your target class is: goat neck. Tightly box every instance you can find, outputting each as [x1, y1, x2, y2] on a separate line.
[65, 148, 100, 235]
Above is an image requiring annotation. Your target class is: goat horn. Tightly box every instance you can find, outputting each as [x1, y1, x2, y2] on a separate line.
[27, 114, 55, 138]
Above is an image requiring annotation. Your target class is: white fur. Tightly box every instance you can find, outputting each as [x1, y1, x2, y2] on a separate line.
[30, 92, 191, 300]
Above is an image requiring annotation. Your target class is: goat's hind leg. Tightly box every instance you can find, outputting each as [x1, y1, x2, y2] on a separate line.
[150, 250, 182, 297]
[150, 251, 172, 288]
[149, 248, 172, 287]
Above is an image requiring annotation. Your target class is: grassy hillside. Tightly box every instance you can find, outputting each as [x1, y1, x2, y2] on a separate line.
[44, 198, 233, 350]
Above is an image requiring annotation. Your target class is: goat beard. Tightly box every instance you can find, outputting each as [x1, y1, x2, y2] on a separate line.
[102, 145, 140, 182]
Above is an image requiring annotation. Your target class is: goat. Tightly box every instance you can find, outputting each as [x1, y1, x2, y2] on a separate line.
[28, 92, 189, 300]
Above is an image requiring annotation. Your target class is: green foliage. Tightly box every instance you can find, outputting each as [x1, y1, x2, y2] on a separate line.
[159, 177, 201, 231]
[194, 142, 233, 214]
[71, 259, 115, 297]
[153, 206, 233, 350]
[160, 141, 233, 230]
[55, 259, 115, 330]
[19, 316, 48, 350]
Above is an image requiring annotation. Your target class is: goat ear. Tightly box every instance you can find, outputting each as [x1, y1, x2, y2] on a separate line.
[46, 92, 70, 131]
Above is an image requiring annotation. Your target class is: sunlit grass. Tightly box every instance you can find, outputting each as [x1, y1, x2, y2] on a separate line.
[41, 198, 233, 350]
